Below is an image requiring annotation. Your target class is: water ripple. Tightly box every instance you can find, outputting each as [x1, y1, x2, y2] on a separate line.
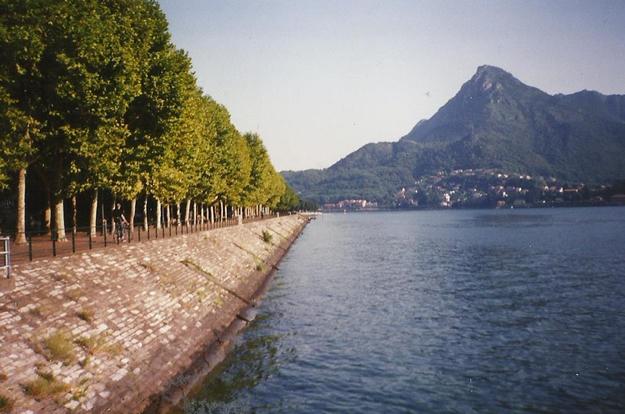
[181, 208, 625, 414]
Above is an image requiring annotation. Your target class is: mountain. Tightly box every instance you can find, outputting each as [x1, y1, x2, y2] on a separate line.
[282, 65, 625, 203]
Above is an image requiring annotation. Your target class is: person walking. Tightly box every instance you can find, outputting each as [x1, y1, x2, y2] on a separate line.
[112, 203, 128, 242]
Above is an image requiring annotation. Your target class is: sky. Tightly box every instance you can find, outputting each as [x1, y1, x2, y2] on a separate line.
[158, 0, 625, 171]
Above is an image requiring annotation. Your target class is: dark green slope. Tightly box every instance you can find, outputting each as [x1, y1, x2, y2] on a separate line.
[283, 65, 625, 203]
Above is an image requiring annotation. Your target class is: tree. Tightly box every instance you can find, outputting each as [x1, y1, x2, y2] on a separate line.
[0, 0, 47, 242]
[115, 3, 192, 231]
[1, 0, 288, 241]
[242, 132, 273, 214]
[277, 183, 300, 212]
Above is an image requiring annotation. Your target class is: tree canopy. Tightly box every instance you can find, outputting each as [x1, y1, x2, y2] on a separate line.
[0, 0, 302, 236]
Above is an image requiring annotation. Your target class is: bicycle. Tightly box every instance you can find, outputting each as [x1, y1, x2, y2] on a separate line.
[115, 220, 128, 242]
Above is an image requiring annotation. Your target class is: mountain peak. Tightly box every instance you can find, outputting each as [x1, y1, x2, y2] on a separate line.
[283, 65, 625, 203]
[470, 65, 517, 88]
[475, 64, 510, 76]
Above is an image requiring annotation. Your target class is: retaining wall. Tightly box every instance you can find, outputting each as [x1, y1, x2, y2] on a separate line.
[0, 215, 308, 413]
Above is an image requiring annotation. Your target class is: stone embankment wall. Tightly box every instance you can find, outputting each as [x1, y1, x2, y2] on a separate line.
[0, 215, 308, 414]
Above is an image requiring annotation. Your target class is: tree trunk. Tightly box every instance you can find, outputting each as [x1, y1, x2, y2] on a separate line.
[54, 199, 66, 241]
[15, 167, 27, 244]
[167, 205, 172, 227]
[129, 198, 136, 231]
[177, 203, 181, 226]
[156, 199, 162, 229]
[193, 202, 197, 226]
[184, 199, 191, 225]
[210, 205, 214, 223]
[200, 203, 204, 225]
[44, 193, 52, 235]
[89, 189, 98, 237]
[143, 196, 148, 231]
[110, 199, 116, 235]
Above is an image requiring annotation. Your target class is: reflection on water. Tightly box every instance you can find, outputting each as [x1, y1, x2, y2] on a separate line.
[178, 316, 294, 413]
[468, 212, 553, 227]
[179, 207, 625, 413]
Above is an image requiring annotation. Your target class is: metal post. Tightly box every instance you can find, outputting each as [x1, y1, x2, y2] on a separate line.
[71, 230, 76, 253]
[52, 231, 57, 257]
[88, 231, 92, 250]
[138, 225, 141, 242]
[103, 222, 107, 247]
[28, 233, 33, 261]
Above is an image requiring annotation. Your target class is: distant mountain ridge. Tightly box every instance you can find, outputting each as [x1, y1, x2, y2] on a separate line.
[283, 65, 625, 203]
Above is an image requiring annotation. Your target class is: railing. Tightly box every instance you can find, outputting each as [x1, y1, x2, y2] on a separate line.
[3, 214, 277, 265]
[1, 236, 10, 278]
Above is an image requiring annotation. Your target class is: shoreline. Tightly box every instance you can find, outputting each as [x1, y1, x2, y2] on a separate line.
[320, 202, 625, 213]
[0, 215, 310, 414]
[142, 218, 308, 414]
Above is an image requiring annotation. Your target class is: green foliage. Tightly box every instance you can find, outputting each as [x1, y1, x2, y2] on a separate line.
[276, 184, 300, 211]
[261, 230, 272, 243]
[0, 0, 288, 225]
[243, 132, 274, 206]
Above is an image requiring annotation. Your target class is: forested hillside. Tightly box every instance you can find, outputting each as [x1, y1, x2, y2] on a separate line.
[283, 65, 625, 203]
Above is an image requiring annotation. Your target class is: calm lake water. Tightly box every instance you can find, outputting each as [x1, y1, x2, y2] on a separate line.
[182, 207, 625, 414]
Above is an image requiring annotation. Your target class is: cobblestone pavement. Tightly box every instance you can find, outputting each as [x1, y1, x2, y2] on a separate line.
[0, 216, 306, 413]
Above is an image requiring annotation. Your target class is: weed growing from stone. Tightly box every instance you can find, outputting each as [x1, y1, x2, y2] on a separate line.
[0, 372, 7, 381]
[23, 370, 69, 398]
[52, 272, 71, 282]
[106, 342, 123, 356]
[80, 355, 91, 368]
[0, 394, 14, 413]
[75, 334, 121, 356]
[43, 331, 76, 364]
[75, 336, 102, 354]
[195, 288, 209, 303]
[28, 304, 52, 318]
[71, 383, 88, 401]
[261, 230, 273, 243]
[140, 262, 157, 273]
[76, 308, 94, 323]
[65, 287, 84, 302]
[255, 261, 265, 272]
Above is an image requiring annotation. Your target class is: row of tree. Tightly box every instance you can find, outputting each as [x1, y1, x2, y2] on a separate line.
[0, 0, 301, 243]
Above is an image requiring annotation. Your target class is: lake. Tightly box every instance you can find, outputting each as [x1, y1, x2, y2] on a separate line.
[181, 207, 625, 413]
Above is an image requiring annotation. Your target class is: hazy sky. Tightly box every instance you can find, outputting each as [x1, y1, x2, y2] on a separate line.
[158, 0, 625, 171]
